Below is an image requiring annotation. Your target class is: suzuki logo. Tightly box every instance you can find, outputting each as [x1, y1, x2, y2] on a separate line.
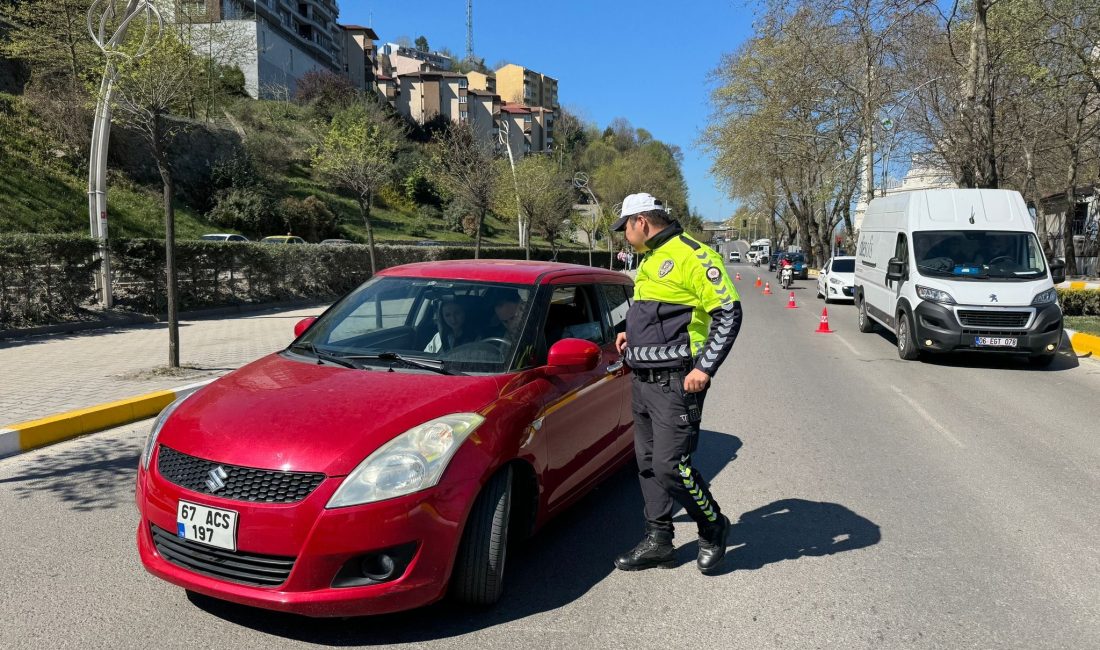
[205, 466, 228, 493]
[989, 294, 999, 303]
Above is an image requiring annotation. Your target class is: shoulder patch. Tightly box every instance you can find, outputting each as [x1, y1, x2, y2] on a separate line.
[678, 235, 701, 250]
[658, 260, 675, 277]
[706, 267, 722, 284]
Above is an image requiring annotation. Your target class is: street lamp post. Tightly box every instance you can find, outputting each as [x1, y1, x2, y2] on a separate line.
[878, 77, 943, 197]
[86, 0, 162, 308]
[497, 120, 529, 259]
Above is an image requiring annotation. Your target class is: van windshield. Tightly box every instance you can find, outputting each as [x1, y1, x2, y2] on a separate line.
[913, 231, 1047, 280]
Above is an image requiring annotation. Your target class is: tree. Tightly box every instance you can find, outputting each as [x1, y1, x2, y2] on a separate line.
[415, 35, 429, 53]
[312, 103, 402, 274]
[112, 32, 204, 368]
[509, 156, 574, 258]
[430, 123, 497, 257]
[0, 0, 98, 92]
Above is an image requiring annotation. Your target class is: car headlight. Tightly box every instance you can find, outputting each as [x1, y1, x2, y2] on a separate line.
[140, 394, 192, 470]
[829, 277, 842, 285]
[915, 285, 956, 305]
[1031, 288, 1058, 305]
[327, 414, 485, 508]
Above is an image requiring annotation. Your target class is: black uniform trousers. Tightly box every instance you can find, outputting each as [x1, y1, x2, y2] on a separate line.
[631, 368, 722, 535]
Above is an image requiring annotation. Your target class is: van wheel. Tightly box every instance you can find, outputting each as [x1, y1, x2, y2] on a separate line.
[857, 296, 875, 333]
[451, 466, 513, 606]
[896, 310, 921, 360]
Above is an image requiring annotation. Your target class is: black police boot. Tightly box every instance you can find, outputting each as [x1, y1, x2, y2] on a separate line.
[697, 514, 730, 575]
[614, 529, 675, 571]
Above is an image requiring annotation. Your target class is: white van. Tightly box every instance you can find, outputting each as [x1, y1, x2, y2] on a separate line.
[853, 189, 1066, 366]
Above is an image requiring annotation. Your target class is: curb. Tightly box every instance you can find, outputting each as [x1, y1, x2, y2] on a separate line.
[0, 380, 213, 460]
[1057, 281, 1100, 291]
[1064, 327, 1100, 358]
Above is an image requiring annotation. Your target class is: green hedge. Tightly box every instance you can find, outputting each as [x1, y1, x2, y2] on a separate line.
[0, 233, 614, 328]
[1058, 288, 1100, 317]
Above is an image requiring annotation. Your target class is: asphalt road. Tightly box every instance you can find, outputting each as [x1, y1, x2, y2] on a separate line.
[3, 265, 1099, 649]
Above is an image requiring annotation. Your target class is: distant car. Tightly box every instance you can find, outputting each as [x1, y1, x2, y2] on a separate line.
[415, 240, 443, 247]
[261, 236, 307, 245]
[817, 256, 856, 303]
[320, 239, 354, 246]
[729, 251, 741, 263]
[201, 234, 249, 242]
[768, 252, 781, 271]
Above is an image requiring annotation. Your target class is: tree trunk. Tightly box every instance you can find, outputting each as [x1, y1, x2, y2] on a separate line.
[157, 155, 180, 370]
[360, 195, 377, 275]
[474, 209, 484, 259]
[1063, 155, 1080, 277]
[963, 0, 998, 188]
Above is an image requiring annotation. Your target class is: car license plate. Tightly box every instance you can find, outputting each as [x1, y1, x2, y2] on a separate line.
[975, 337, 1017, 348]
[177, 500, 238, 551]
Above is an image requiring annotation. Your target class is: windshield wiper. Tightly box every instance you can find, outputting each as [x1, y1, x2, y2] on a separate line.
[342, 352, 463, 376]
[288, 342, 360, 369]
[916, 264, 959, 278]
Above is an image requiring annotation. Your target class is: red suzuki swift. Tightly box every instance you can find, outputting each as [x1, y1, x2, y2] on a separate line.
[136, 260, 635, 617]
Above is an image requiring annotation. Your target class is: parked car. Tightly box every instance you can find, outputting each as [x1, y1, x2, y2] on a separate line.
[817, 256, 856, 303]
[854, 188, 1064, 364]
[135, 261, 636, 617]
[768, 252, 781, 271]
[261, 235, 307, 245]
[729, 251, 741, 263]
[201, 234, 249, 242]
[320, 239, 354, 246]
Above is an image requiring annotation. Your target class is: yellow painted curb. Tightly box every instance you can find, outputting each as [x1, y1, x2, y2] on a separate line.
[1, 380, 213, 459]
[1067, 329, 1100, 357]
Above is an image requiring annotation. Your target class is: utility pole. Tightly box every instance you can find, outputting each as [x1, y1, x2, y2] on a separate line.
[86, 0, 162, 308]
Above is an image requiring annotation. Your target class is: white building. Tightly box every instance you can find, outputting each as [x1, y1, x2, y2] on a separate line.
[853, 153, 957, 230]
[163, 0, 343, 98]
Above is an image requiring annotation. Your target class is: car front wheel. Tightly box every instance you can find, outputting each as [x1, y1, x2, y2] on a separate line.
[897, 310, 920, 360]
[450, 465, 513, 606]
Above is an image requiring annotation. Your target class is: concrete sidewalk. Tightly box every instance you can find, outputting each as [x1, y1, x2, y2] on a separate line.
[0, 304, 329, 430]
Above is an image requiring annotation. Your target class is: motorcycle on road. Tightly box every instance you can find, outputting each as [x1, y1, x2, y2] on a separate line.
[781, 266, 794, 290]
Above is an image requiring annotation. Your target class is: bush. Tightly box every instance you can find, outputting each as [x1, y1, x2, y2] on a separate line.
[1058, 288, 1100, 316]
[208, 187, 281, 236]
[0, 234, 98, 328]
[279, 195, 340, 242]
[409, 205, 442, 237]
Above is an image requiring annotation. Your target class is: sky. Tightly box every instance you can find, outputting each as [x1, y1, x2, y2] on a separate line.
[340, 0, 756, 223]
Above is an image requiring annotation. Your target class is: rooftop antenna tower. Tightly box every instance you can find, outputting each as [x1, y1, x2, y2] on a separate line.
[466, 0, 473, 61]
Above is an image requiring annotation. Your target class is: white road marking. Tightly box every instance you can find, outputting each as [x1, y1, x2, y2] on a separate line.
[890, 385, 965, 448]
[834, 333, 862, 356]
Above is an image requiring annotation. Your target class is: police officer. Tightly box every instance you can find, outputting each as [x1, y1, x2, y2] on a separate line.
[611, 193, 743, 574]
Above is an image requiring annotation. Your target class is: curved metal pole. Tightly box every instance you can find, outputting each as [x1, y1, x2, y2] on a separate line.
[498, 121, 528, 258]
[86, 0, 162, 307]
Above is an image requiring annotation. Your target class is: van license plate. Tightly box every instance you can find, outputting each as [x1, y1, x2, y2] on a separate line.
[177, 500, 238, 551]
[975, 337, 1017, 348]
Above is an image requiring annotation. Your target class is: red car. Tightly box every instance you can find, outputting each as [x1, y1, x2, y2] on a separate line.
[136, 261, 635, 617]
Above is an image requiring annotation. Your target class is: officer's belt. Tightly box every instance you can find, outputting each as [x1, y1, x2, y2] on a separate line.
[633, 365, 691, 383]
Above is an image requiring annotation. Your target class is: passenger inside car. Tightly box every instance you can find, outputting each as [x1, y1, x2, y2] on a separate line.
[424, 296, 478, 353]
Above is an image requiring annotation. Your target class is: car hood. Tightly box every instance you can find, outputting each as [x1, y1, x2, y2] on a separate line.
[157, 354, 508, 476]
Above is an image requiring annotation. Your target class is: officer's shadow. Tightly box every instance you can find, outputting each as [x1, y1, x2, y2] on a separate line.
[672, 432, 881, 574]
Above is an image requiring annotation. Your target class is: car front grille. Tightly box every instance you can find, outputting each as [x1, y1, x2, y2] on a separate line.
[151, 525, 294, 587]
[957, 310, 1030, 328]
[157, 446, 325, 504]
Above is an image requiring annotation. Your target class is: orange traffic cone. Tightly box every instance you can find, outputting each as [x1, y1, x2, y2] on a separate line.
[735, 272, 742, 281]
[755, 277, 762, 288]
[762, 282, 772, 295]
[786, 292, 798, 309]
[815, 307, 834, 333]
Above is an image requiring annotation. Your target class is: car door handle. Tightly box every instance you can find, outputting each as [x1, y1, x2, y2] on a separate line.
[607, 360, 624, 374]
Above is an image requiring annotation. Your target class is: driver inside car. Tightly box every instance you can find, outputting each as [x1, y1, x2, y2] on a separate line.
[482, 288, 526, 340]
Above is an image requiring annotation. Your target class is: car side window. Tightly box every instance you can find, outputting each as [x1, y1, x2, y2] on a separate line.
[543, 285, 606, 347]
[599, 284, 630, 339]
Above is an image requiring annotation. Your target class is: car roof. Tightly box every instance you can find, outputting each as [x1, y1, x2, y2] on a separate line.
[378, 260, 630, 285]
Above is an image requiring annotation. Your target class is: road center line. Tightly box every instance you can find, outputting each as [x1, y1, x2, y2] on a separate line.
[890, 385, 965, 448]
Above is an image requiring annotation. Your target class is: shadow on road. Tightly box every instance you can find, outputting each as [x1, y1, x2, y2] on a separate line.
[0, 439, 140, 512]
[186, 429, 745, 645]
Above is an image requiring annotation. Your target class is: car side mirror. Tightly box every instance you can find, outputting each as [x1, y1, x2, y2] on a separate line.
[294, 317, 318, 338]
[1050, 259, 1066, 284]
[886, 257, 906, 282]
[545, 338, 601, 375]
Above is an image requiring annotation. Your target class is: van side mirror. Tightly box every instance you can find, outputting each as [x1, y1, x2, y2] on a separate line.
[1050, 259, 1066, 284]
[886, 257, 906, 282]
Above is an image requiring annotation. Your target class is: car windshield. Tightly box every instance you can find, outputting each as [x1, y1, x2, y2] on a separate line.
[831, 259, 855, 273]
[293, 276, 534, 375]
[913, 230, 1047, 280]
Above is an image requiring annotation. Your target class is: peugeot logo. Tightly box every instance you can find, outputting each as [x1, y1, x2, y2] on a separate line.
[989, 294, 999, 303]
[205, 466, 228, 493]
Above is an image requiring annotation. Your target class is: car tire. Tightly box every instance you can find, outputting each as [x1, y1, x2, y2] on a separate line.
[857, 295, 875, 333]
[450, 465, 513, 606]
[817, 285, 824, 299]
[896, 309, 921, 360]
